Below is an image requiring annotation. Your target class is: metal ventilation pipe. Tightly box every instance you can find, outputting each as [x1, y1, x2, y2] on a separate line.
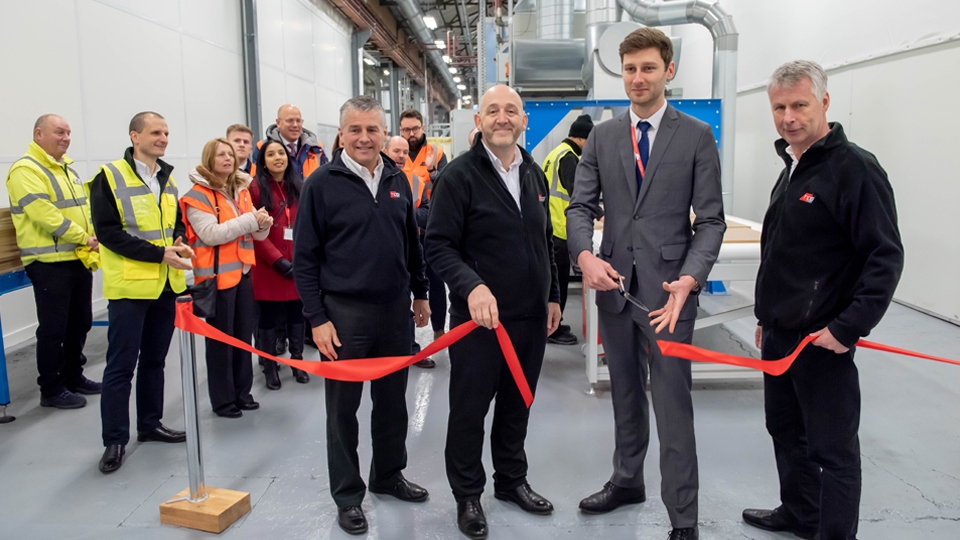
[538, 0, 575, 40]
[582, 0, 621, 89]
[616, 0, 738, 209]
[394, 0, 461, 99]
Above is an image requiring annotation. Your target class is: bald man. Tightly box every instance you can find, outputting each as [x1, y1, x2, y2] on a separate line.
[6, 114, 100, 409]
[425, 85, 561, 539]
[385, 136, 434, 368]
[251, 104, 328, 179]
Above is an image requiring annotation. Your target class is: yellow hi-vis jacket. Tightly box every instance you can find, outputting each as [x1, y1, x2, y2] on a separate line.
[5, 142, 93, 265]
[93, 159, 186, 300]
[542, 140, 576, 241]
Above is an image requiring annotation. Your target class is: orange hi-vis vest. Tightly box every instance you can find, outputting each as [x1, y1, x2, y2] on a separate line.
[402, 170, 426, 208]
[403, 143, 443, 198]
[179, 183, 256, 290]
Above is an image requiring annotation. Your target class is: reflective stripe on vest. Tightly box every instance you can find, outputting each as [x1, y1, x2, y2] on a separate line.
[98, 159, 186, 300]
[180, 184, 256, 290]
[542, 142, 576, 241]
[403, 143, 443, 199]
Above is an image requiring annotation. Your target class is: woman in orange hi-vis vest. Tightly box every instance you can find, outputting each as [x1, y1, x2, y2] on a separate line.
[180, 138, 272, 418]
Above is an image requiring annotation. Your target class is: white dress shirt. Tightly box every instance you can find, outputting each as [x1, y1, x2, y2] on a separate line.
[629, 99, 669, 156]
[280, 135, 298, 156]
[785, 146, 799, 179]
[481, 141, 523, 209]
[341, 150, 384, 198]
[133, 158, 162, 203]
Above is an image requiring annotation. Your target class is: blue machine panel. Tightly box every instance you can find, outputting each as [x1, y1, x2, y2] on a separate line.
[524, 99, 722, 153]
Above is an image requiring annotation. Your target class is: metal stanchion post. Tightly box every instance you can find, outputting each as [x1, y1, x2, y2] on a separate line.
[160, 296, 250, 533]
[178, 308, 207, 502]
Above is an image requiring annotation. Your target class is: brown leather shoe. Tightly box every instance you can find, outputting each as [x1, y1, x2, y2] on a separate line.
[414, 357, 436, 369]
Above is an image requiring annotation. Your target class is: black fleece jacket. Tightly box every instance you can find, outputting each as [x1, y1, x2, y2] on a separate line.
[755, 123, 904, 347]
[424, 136, 560, 322]
[293, 151, 428, 328]
[89, 148, 186, 264]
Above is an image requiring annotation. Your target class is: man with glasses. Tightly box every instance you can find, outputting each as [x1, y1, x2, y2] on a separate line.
[251, 104, 328, 178]
[399, 109, 450, 348]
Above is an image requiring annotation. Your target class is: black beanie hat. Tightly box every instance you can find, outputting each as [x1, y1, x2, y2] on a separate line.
[568, 114, 594, 139]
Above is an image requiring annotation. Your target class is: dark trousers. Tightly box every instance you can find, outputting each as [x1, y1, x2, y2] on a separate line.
[205, 274, 255, 413]
[553, 236, 571, 314]
[427, 262, 447, 332]
[101, 290, 177, 446]
[445, 315, 546, 502]
[598, 276, 699, 528]
[257, 299, 304, 332]
[323, 293, 411, 508]
[24, 260, 93, 396]
[762, 327, 862, 540]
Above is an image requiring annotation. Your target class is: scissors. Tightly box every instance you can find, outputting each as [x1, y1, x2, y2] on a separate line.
[618, 275, 650, 312]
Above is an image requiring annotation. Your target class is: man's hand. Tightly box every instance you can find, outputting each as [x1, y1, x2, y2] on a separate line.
[312, 321, 342, 360]
[577, 251, 619, 291]
[648, 275, 697, 334]
[412, 299, 431, 328]
[547, 302, 561, 336]
[810, 327, 849, 354]
[425, 144, 436, 170]
[755, 325, 762, 349]
[468, 284, 499, 329]
[162, 237, 194, 270]
[86, 235, 99, 250]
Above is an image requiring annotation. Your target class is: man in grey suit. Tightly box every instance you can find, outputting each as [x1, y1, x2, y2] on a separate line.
[566, 27, 725, 540]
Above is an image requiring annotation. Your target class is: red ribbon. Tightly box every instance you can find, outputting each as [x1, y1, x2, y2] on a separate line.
[174, 300, 534, 407]
[657, 335, 960, 376]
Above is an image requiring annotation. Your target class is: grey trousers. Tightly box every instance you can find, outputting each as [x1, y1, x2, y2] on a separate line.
[598, 304, 699, 528]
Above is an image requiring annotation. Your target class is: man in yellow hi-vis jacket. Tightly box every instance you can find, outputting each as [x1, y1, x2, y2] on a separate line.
[5, 114, 101, 410]
[88, 111, 194, 473]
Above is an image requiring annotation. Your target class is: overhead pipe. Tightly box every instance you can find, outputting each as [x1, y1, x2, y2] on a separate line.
[394, 0, 462, 99]
[614, 0, 738, 209]
[538, 0, 575, 40]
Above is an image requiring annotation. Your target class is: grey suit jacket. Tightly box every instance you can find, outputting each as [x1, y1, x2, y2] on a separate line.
[566, 105, 725, 318]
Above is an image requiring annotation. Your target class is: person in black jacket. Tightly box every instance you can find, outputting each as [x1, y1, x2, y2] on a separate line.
[425, 84, 561, 540]
[292, 96, 430, 536]
[742, 61, 903, 540]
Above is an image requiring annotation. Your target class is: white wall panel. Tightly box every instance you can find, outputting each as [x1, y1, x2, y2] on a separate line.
[282, 0, 317, 83]
[93, 0, 181, 33]
[76, 0, 187, 160]
[181, 36, 247, 152]
[258, 0, 355, 138]
[0, 1, 85, 163]
[180, 0, 243, 54]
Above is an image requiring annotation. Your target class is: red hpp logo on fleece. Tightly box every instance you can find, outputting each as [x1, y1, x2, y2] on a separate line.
[390, 191, 400, 199]
[799, 193, 816, 203]
[538, 194, 545, 202]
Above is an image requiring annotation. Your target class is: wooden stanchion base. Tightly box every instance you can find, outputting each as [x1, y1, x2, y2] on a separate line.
[159, 486, 251, 533]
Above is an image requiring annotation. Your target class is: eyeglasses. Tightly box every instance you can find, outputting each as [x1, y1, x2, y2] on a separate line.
[399, 126, 423, 135]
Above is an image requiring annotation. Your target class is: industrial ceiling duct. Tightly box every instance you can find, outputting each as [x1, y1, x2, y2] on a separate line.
[538, 0, 575, 40]
[394, 0, 461, 99]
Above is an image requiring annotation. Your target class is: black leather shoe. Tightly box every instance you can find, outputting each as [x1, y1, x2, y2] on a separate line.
[99, 445, 125, 473]
[742, 508, 817, 540]
[668, 526, 699, 540]
[69, 377, 102, 395]
[237, 399, 260, 411]
[215, 406, 243, 418]
[494, 482, 553, 515]
[370, 477, 429, 502]
[292, 368, 310, 384]
[456, 499, 488, 539]
[137, 424, 187, 443]
[579, 482, 646, 514]
[337, 505, 367, 535]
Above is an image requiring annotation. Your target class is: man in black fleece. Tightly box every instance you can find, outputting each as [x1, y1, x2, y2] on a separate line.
[425, 84, 561, 540]
[743, 61, 903, 540]
[292, 96, 431, 535]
